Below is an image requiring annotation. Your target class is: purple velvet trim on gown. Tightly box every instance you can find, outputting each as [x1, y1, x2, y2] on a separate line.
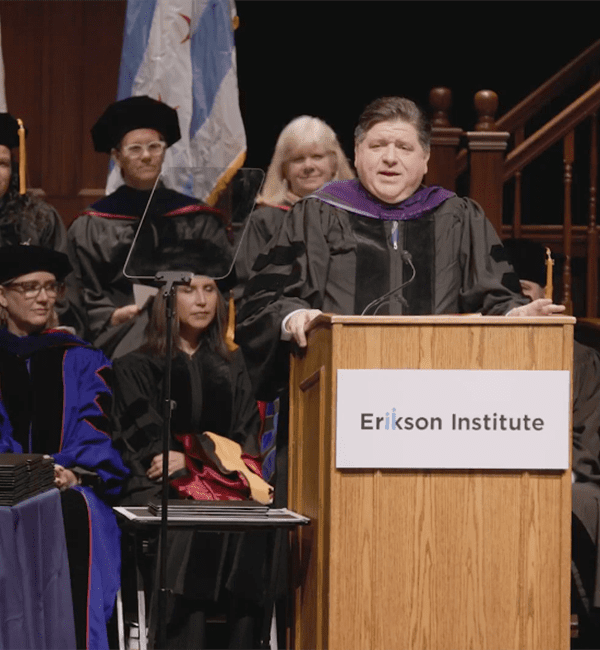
[310, 179, 455, 221]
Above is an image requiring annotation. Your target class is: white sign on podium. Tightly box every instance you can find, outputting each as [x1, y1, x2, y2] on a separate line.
[336, 369, 570, 470]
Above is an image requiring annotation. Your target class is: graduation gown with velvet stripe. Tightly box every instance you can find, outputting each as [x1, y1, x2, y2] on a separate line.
[234, 203, 290, 296]
[236, 179, 527, 399]
[67, 184, 229, 341]
[0, 327, 129, 650]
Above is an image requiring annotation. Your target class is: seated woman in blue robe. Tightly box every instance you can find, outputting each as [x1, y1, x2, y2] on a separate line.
[0, 244, 129, 650]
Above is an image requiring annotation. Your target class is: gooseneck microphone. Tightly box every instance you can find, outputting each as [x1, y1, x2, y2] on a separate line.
[360, 251, 416, 316]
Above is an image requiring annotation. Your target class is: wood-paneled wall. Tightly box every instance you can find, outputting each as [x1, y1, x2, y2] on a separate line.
[0, 0, 126, 226]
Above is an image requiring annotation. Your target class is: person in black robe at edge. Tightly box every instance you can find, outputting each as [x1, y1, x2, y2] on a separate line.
[0, 114, 66, 249]
[67, 95, 230, 357]
[503, 237, 600, 649]
[112, 233, 272, 649]
[0, 113, 84, 332]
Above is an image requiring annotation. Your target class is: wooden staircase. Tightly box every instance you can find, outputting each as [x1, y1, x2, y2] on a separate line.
[425, 40, 600, 320]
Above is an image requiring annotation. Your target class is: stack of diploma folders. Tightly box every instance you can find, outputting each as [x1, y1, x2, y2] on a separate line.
[0, 454, 55, 506]
[148, 499, 269, 518]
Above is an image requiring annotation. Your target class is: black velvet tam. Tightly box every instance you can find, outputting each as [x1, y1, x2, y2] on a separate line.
[91, 95, 181, 153]
[0, 244, 72, 283]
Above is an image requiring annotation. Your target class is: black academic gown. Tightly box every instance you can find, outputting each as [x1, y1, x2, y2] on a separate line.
[236, 182, 527, 399]
[112, 344, 267, 625]
[570, 341, 600, 645]
[234, 202, 290, 299]
[0, 192, 67, 250]
[67, 184, 230, 354]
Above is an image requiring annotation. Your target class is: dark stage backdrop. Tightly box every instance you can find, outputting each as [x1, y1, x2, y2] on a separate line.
[235, 1, 599, 169]
[0, 0, 597, 226]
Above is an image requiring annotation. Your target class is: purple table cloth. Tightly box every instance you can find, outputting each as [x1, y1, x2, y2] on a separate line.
[0, 489, 76, 649]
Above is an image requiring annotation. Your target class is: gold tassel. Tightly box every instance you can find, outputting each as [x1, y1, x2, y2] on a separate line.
[544, 247, 554, 300]
[226, 290, 238, 351]
[16, 118, 26, 195]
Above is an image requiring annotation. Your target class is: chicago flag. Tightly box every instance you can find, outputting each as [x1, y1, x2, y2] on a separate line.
[107, 0, 246, 204]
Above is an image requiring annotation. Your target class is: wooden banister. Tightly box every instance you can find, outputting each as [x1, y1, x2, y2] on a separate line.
[587, 112, 598, 316]
[504, 79, 600, 180]
[466, 91, 509, 235]
[562, 131, 575, 314]
[497, 39, 600, 134]
[426, 88, 462, 191]
[449, 41, 600, 180]
[428, 41, 600, 318]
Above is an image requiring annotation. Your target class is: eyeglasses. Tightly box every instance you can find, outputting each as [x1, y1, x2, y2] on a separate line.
[120, 141, 167, 159]
[3, 281, 65, 300]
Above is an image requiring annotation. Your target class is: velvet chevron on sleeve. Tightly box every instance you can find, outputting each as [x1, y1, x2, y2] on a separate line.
[0, 327, 128, 650]
[236, 181, 527, 398]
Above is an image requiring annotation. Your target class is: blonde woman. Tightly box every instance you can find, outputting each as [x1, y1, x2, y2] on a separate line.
[236, 116, 354, 289]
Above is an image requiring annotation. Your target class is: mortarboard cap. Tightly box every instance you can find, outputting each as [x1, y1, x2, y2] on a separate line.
[0, 245, 72, 284]
[91, 96, 181, 153]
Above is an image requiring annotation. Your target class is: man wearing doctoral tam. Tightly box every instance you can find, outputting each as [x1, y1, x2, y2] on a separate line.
[0, 244, 129, 650]
[236, 96, 564, 399]
[67, 96, 230, 354]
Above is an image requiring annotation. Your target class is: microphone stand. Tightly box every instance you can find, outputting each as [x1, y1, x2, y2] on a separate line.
[153, 270, 192, 650]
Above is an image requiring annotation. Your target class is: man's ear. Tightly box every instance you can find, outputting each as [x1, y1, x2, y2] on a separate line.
[0, 288, 8, 309]
[111, 148, 121, 168]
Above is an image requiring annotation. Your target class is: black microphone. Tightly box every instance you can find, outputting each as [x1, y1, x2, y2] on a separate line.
[360, 251, 416, 316]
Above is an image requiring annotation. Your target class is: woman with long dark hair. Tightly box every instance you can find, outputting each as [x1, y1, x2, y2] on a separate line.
[112, 240, 271, 648]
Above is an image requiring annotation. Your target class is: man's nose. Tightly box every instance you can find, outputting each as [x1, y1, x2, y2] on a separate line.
[381, 144, 397, 163]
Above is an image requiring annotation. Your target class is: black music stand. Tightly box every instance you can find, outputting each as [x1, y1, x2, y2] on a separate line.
[114, 506, 309, 650]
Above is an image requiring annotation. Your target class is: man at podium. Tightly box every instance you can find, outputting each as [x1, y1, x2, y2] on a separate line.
[237, 96, 564, 398]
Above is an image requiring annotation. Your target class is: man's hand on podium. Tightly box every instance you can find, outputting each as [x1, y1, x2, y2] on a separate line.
[507, 298, 566, 317]
[284, 309, 323, 348]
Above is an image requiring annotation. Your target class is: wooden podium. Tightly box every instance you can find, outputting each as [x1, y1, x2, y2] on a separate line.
[288, 315, 574, 650]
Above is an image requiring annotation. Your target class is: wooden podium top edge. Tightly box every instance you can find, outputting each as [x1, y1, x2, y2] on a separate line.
[311, 314, 576, 328]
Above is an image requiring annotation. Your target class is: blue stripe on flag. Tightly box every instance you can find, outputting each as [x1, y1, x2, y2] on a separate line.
[117, 0, 158, 99]
[189, 0, 234, 137]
